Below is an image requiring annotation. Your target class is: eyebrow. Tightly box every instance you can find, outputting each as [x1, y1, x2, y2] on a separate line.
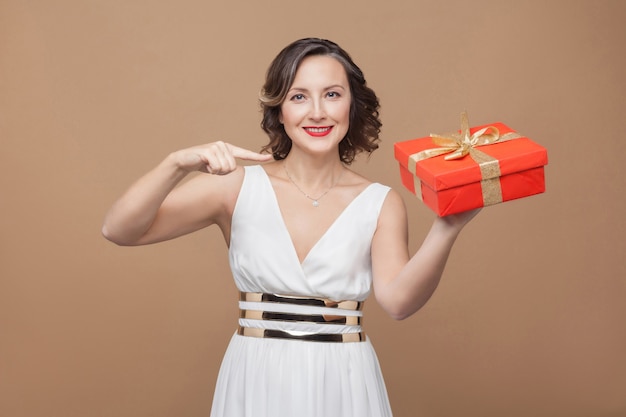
[287, 84, 347, 93]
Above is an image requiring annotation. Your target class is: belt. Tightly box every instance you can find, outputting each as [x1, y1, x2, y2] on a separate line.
[237, 292, 366, 343]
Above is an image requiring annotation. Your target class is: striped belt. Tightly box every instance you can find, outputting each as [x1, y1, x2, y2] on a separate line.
[237, 292, 366, 343]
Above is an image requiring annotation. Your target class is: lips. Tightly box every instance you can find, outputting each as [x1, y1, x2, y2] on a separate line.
[303, 126, 333, 137]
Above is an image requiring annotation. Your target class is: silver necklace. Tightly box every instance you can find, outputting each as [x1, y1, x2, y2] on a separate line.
[284, 163, 344, 207]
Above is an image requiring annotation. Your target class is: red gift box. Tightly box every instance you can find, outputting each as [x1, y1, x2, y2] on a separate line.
[394, 113, 548, 216]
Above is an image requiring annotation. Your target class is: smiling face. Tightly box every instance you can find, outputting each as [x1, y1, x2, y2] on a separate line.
[279, 55, 352, 157]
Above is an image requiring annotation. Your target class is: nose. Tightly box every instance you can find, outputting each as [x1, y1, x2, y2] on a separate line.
[309, 98, 326, 121]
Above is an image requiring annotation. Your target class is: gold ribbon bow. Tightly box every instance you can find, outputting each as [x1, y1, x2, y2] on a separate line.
[409, 111, 523, 207]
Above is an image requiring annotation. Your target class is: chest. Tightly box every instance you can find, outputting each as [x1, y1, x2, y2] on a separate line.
[275, 190, 352, 264]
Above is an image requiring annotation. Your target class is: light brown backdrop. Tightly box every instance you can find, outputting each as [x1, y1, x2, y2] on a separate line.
[1, 1, 625, 416]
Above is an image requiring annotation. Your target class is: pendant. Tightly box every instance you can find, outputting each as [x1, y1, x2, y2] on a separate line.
[312, 200, 319, 207]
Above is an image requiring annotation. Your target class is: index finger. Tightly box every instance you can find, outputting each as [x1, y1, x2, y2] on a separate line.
[229, 144, 274, 162]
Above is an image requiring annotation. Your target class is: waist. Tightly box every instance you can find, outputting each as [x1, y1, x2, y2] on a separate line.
[237, 291, 366, 343]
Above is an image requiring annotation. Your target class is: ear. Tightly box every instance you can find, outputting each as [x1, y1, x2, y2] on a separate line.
[278, 110, 283, 125]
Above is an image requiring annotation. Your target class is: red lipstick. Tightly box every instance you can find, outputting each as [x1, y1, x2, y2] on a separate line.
[303, 126, 333, 137]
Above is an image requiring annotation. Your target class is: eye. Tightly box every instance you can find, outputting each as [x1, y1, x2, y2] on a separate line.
[290, 93, 306, 101]
[327, 91, 341, 98]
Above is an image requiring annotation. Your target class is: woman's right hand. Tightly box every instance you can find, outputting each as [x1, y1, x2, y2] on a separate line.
[172, 141, 274, 175]
[103, 141, 273, 246]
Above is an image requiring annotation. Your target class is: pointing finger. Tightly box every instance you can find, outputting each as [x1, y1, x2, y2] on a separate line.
[229, 145, 274, 162]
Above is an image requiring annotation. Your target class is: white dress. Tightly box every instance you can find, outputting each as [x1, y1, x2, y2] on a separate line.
[210, 165, 393, 417]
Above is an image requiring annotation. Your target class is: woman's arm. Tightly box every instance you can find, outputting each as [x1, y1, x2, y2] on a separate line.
[102, 141, 272, 246]
[371, 189, 479, 320]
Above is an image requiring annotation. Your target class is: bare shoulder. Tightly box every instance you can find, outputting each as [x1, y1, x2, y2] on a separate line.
[172, 165, 247, 217]
[378, 187, 408, 227]
[342, 168, 371, 186]
[343, 169, 403, 208]
[340, 168, 377, 196]
[381, 187, 406, 210]
[259, 160, 283, 179]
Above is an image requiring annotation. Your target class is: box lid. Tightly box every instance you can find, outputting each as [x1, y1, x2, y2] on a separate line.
[394, 122, 548, 191]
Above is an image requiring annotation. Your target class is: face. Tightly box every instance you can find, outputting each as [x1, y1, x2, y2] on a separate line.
[279, 55, 351, 157]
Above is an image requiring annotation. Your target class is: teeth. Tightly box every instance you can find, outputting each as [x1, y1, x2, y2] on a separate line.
[306, 127, 330, 133]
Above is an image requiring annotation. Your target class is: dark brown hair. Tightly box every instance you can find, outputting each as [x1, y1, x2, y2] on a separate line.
[260, 38, 381, 164]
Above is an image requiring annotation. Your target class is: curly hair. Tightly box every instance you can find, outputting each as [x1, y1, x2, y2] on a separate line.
[260, 38, 381, 164]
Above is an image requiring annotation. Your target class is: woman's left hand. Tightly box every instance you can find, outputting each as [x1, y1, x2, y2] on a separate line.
[437, 208, 482, 230]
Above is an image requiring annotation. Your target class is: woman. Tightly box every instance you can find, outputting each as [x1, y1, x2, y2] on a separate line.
[103, 38, 478, 417]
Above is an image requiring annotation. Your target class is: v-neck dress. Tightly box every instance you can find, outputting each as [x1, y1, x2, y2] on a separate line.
[210, 165, 393, 417]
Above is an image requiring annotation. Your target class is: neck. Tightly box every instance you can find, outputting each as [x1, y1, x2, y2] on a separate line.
[282, 155, 344, 189]
[282, 156, 345, 207]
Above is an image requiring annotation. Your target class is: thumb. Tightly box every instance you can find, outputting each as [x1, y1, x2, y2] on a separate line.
[229, 145, 274, 162]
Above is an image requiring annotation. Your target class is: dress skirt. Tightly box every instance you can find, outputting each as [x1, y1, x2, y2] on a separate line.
[210, 333, 392, 417]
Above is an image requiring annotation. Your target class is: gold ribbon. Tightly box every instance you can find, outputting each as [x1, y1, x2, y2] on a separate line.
[408, 111, 522, 206]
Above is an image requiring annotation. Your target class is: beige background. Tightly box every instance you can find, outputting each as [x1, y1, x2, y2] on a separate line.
[1, 1, 625, 416]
